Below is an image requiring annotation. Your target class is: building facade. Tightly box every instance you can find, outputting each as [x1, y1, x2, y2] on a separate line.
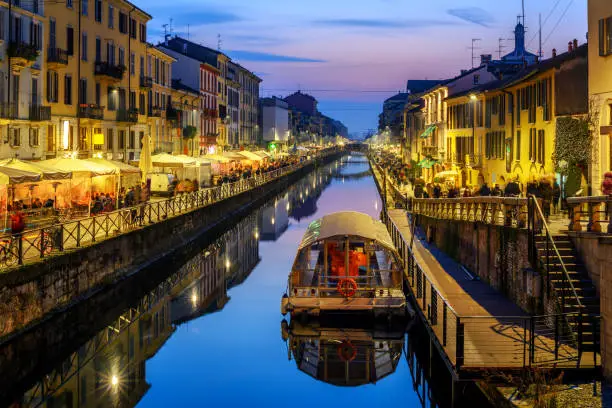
[588, 0, 612, 194]
[260, 97, 290, 147]
[226, 61, 240, 148]
[147, 45, 174, 154]
[200, 62, 219, 155]
[237, 64, 261, 147]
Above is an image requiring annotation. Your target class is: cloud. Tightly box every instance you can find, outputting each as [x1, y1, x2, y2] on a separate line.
[227, 34, 290, 47]
[150, 9, 243, 25]
[313, 18, 457, 29]
[226, 50, 326, 63]
[447, 7, 494, 27]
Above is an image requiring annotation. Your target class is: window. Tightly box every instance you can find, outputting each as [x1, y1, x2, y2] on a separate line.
[47, 71, 59, 102]
[139, 55, 144, 77]
[81, 32, 87, 61]
[66, 26, 74, 55]
[66, 0, 73, 8]
[95, 83, 100, 105]
[30, 22, 42, 50]
[49, 19, 56, 48]
[130, 52, 135, 75]
[81, 0, 88, 16]
[107, 86, 116, 110]
[139, 93, 145, 114]
[11, 75, 19, 104]
[78, 127, 87, 150]
[609, 103, 612, 126]
[108, 4, 113, 29]
[473, 74, 480, 85]
[129, 90, 135, 110]
[64, 75, 72, 105]
[79, 78, 87, 104]
[13, 16, 22, 43]
[129, 130, 135, 148]
[537, 129, 545, 164]
[529, 128, 536, 161]
[515, 130, 521, 160]
[95, 37, 101, 61]
[94, 0, 102, 22]
[599, 17, 612, 56]
[118, 47, 124, 67]
[119, 12, 127, 34]
[47, 125, 56, 151]
[129, 18, 136, 39]
[139, 23, 146, 43]
[31, 78, 38, 105]
[29, 128, 39, 147]
[118, 130, 125, 149]
[10, 129, 21, 147]
[107, 128, 114, 150]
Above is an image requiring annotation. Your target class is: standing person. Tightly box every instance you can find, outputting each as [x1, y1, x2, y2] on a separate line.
[540, 179, 553, 220]
[433, 184, 441, 199]
[552, 180, 561, 214]
[492, 184, 503, 197]
[10, 210, 25, 235]
[479, 183, 491, 196]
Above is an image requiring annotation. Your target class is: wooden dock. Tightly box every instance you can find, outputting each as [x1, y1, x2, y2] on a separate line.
[385, 208, 599, 375]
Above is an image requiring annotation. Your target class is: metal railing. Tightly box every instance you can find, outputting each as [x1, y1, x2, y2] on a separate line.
[382, 208, 593, 370]
[0, 149, 340, 270]
[567, 195, 612, 234]
[78, 104, 104, 120]
[46, 47, 68, 65]
[139, 76, 153, 88]
[28, 105, 51, 121]
[94, 61, 125, 80]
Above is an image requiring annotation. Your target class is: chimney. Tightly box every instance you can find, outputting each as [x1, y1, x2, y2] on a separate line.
[480, 54, 492, 65]
[573, 38, 578, 50]
[568, 41, 573, 53]
[552, 48, 557, 58]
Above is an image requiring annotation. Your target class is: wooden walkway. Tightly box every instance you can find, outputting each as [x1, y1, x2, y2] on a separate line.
[386, 208, 598, 373]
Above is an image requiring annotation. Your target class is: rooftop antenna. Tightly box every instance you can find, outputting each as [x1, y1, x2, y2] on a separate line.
[470, 38, 482, 68]
[217, 34, 222, 51]
[498, 38, 513, 59]
[522, 0, 525, 25]
[169, 18, 174, 37]
[162, 23, 169, 41]
[538, 13, 543, 59]
[187, 24, 190, 41]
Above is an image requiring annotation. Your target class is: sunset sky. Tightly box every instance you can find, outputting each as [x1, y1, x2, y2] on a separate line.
[134, 0, 588, 136]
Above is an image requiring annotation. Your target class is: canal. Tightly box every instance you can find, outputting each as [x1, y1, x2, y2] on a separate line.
[1, 155, 492, 408]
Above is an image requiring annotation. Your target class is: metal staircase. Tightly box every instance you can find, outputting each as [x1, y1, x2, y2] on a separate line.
[528, 197, 601, 356]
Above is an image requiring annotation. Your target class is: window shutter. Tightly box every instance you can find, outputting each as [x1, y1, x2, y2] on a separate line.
[600, 19, 606, 56]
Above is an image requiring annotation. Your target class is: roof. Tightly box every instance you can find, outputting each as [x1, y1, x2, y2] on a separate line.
[161, 37, 222, 67]
[384, 93, 409, 104]
[406, 80, 446, 94]
[298, 211, 395, 251]
[171, 79, 199, 95]
[122, 0, 152, 19]
[285, 91, 316, 102]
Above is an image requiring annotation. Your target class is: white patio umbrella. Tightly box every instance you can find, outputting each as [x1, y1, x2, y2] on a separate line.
[139, 134, 153, 183]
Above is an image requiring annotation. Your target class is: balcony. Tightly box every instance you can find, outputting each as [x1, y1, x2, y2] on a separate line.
[8, 42, 39, 73]
[116, 109, 138, 123]
[47, 47, 68, 68]
[466, 154, 483, 168]
[421, 145, 439, 158]
[94, 61, 126, 82]
[0, 102, 17, 120]
[78, 104, 104, 120]
[139, 76, 153, 89]
[29, 105, 51, 121]
[148, 106, 163, 117]
[166, 106, 179, 122]
[203, 108, 218, 119]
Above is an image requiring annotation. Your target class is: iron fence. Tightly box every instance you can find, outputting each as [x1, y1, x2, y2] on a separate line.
[0, 149, 340, 269]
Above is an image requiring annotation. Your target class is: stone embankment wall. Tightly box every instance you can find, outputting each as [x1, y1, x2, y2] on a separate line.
[0, 153, 342, 340]
[570, 233, 612, 380]
[417, 216, 544, 314]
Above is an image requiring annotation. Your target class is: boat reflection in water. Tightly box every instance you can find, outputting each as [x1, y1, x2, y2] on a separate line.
[281, 318, 404, 387]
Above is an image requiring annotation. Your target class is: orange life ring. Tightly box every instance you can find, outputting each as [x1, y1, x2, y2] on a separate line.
[337, 340, 357, 362]
[337, 278, 357, 298]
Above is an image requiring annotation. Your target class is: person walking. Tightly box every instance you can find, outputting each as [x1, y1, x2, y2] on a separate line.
[552, 180, 561, 214]
[540, 179, 553, 220]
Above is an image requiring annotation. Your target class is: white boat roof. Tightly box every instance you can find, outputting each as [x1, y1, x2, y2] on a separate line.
[298, 211, 395, 252]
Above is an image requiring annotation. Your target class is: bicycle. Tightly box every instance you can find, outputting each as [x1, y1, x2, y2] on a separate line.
[0, 237, 18, 267]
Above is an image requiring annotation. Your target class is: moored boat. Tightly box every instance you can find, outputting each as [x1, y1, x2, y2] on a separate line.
[281, 211, 407, 318]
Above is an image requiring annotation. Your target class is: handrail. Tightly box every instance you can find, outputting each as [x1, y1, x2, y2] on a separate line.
[529, 195, 583, 309]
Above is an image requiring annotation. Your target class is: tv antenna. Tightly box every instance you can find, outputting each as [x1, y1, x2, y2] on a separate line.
[217, 34, 222, 51]
[470, 38, 482, 68]
[498, 38, 513, 59]
[538, 13, 543, 59]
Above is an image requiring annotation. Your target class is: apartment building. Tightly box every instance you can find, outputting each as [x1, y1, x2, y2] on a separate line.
[236, 63, 261, 147]
[588, 0, 612, 194]
[146, 45, 175, 154]
[0, 0, 49, 160]
[44, 0, 151, 162]
[226, 61, 240, 148]
[170, 79, 201, 156]
[200, 62, 219, 155]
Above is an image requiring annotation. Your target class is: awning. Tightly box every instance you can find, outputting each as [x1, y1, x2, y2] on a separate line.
[417, 158, 439, 169]
[254, 150, 271, 158]
[151, 153, 197, 167]
[420, 124, 437, 139]
[39, 158, 117, 177]
[0, 167, 41, 184]
[0, 158, 72, 180]
[434, 170, 459, 179]
[222, 151, 247, 161]
[237, 151, 265, 161]
[298, 211, 395, 252]
[204, 154, 231, 163]
[85, 158, 141, 174]
[177, 155, 212, 165]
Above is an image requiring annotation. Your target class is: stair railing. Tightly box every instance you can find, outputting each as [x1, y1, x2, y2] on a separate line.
[527, 196, 583, 352]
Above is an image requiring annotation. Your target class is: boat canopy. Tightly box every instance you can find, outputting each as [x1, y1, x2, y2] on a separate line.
[298, 211, 395, 252]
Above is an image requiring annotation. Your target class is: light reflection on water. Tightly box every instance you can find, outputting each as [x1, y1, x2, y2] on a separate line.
[5, 155, 481, 408]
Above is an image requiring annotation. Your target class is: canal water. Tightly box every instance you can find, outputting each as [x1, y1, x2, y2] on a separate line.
[1, 155, 491, 408]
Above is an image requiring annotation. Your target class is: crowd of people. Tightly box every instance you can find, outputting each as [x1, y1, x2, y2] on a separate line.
[90, 183, 151, 215]
[216, 157, 301, 186]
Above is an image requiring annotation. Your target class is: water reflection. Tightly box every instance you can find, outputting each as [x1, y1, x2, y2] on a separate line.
[282, 319, 404, 387]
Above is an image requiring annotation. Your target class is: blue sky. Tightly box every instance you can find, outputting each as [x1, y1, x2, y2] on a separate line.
[135, 0, 588, 136]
